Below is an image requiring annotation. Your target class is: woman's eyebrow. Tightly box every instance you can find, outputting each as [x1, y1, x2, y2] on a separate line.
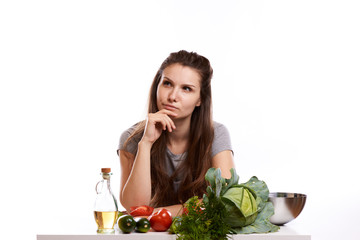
[163, 76, 197, 88]
[163, 76, 173, 81]
[183, 83, 196, 88]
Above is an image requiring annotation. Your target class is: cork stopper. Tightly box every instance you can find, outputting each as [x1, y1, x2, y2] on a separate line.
[101, 168, 111, 173]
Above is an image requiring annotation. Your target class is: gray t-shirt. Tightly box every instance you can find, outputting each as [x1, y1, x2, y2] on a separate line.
[118, 121, 233, 191]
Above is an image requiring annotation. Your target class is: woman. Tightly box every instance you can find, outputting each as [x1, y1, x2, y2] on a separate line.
[118, 50, 234, 216]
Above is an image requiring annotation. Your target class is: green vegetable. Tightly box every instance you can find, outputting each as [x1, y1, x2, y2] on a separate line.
[234, 201, 279, 234]
[232, 177, 279, 234]
[203, 192, 233, 239]
[205, 168, 280, 234]
[169, 216, 182, 234]
[118, 215, 136, 233]
[175, 197, 207, 239]
[175, 168, 279, 239]
[222, 186, 258, 227]
[176, 196, 231, 240]
[135, 217, 150, 233]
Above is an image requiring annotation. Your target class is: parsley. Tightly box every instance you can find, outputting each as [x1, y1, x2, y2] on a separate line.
[176, 194, 232, 240]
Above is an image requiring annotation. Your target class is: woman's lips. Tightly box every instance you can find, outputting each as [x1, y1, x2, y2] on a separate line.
[163, 104, 178, 111]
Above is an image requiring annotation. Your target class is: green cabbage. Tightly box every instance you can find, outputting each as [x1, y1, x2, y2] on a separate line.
[222, 187, 258, 227]
[204, 168, 279, 234]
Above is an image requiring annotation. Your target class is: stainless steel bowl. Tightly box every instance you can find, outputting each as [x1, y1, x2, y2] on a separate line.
[268, 192, 307, 225]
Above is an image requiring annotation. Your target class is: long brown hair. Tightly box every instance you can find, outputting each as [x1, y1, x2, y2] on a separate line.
[125, 50, 214, 207]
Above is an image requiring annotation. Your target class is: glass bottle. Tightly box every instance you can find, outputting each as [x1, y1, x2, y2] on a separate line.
[94, 168, 119, 234]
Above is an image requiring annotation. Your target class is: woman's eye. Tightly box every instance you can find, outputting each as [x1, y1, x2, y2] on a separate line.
[163, 81, 171, 86]
[183, 86, 192, 92]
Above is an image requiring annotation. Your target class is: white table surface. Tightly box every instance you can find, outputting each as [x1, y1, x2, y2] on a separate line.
[37, 225, 311, 240]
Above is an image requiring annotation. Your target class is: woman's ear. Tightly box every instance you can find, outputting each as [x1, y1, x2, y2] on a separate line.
[196, 98, 201, 107]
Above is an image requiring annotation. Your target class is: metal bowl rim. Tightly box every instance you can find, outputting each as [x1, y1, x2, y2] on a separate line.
[269, 192, 307, 198]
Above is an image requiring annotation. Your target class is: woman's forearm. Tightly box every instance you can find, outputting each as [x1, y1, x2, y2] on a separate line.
[121, 140, 153, 211]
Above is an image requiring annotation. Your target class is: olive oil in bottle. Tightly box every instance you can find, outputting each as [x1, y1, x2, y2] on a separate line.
[94, 168, 118, 234]
[94, 211, 118, 231]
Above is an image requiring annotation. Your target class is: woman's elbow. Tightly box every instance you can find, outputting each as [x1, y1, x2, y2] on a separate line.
[119, 191, 151, 212]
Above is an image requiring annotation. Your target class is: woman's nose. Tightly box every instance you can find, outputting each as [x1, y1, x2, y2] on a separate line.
[168, 88, 179, 102]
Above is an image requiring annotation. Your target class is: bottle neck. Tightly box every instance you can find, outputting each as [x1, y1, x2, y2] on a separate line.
[102, 172, 111, 181]
[96, 172, 113, 195]
[101, 173, 112, 191]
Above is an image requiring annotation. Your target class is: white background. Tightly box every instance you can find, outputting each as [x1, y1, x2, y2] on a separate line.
[1, 1, 359, 239]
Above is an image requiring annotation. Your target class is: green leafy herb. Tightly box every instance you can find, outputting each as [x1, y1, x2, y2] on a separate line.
[175, 196, 211, 240]
[175, 194, 233, 240]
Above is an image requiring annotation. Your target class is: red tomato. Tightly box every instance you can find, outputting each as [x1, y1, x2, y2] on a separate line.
[129, 205, 154, 217]
[148, 208, 172, 232]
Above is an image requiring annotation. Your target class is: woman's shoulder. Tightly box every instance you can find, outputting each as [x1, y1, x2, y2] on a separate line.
[121, 123, 138, 137]
[213, 121, 230, 136]
[212, 121, 232, 157]
[118, 122, 142, 154]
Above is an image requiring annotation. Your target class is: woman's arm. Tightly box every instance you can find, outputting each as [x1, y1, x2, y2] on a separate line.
[119, 141, 153, 212]
[119, 109, 177, 212]
[211, 150, 235, 179]
[120, 148, 183, 216]
[120, 147, 183, 217]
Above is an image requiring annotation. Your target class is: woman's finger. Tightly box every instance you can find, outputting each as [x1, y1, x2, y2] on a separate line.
[161, 116, 174, 132]
[164, 117, 173, 132]
[162, 111, 177, 130]
[147, 111, 177, 134]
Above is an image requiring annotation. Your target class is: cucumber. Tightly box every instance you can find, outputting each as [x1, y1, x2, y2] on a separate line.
[118, 215, 136, 233]
[135, 217, 151, 233]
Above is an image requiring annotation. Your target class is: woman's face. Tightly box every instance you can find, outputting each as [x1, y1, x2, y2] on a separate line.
[156, 63, 201, 120]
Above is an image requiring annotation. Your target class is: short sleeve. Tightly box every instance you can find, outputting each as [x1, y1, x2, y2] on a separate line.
[117, 124, 140, 155]
[211, 122, 233, 157]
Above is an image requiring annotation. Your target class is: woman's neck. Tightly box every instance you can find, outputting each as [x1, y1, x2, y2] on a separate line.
[167, 117, 191, 154]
